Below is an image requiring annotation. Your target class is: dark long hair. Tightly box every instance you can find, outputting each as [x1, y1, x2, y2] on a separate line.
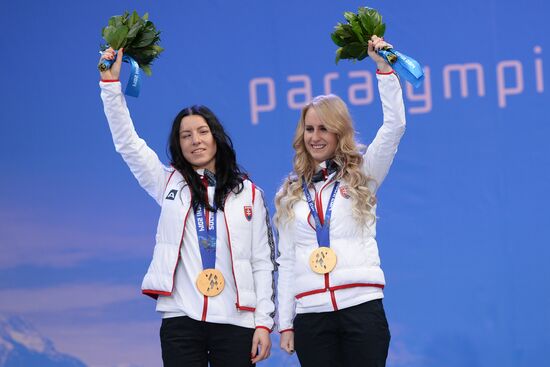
[168, 105, 246, 212]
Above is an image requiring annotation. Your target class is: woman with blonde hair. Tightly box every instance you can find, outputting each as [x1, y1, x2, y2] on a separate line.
[276, 35, 406, 367]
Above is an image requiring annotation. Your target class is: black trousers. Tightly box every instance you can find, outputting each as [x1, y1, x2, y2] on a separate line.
[294, 299, 391, 367]
[160, 316, 255, 367]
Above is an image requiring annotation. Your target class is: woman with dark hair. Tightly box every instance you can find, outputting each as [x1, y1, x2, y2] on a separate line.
[167, 104, 248, 212]
[276, 36, 406, 367]
[99, 48, 275, 367]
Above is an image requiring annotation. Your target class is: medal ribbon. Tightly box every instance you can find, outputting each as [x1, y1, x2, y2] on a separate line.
[194, 189, 217, 270]
[100, 51, 142, 97]
[378, 48, 425, 88]
[302, 177, 340, 248]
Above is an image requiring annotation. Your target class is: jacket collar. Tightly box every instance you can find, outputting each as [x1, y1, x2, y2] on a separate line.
[311, 159, 339, 183]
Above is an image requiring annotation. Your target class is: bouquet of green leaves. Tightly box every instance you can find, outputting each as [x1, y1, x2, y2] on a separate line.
[331, 7, 396, 64]
[98, 10, 163, 76]
[331, 7, 424, 87]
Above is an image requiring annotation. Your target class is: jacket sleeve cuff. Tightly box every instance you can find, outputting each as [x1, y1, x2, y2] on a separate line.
[255, 326, 273, 333]
[279, 328, 294, 333]
[376, 69, 395, 75]
[99, 80, 123, 96]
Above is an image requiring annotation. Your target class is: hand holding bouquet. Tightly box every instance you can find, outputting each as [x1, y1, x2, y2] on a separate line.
[98, 11, 164, 96]
[331, 7, 424, 87]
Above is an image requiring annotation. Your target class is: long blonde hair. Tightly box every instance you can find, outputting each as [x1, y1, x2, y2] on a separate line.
[275, 94, 377, 227]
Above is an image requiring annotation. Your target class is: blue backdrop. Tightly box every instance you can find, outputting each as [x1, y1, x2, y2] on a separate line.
[1, 0, 549, 366]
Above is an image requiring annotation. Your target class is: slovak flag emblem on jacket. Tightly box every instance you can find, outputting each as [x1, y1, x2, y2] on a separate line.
[244, 206, 253, 221]
[339, 185, 351, 199]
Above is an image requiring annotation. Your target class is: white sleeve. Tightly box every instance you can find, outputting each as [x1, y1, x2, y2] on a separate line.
[100, 81, 172, 205]
[275, 216, 296, 331]
[250, 185, 277, 330]
[362, 73, 406, 193]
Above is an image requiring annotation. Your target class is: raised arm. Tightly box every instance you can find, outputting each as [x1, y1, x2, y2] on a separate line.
[362, 37, 406, 193]
[99, 48, 171, 205]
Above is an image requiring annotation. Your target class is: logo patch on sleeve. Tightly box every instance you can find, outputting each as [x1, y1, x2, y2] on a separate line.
[339, 186, 350, 199]
[244, 206, 253, 221]
[166, 189, 178, 200]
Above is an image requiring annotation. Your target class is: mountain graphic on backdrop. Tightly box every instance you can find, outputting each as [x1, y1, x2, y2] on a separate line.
[0, 315, 86, 367]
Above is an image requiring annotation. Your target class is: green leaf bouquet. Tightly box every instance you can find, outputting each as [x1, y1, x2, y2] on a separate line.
[331, 7, 397, 64]
[98, 10, 163, 76]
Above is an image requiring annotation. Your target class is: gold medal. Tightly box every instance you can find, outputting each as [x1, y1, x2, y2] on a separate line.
[196, 269, 225, 297]
[309, 247, 337, 274]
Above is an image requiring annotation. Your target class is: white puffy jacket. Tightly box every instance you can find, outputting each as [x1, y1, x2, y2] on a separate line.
[277, 72, 406, 331]
[100, 81, 276, 330]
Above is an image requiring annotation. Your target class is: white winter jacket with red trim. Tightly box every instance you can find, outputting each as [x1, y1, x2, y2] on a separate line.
[276, 72, 406, 331]
[100, 81, 276, 330]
